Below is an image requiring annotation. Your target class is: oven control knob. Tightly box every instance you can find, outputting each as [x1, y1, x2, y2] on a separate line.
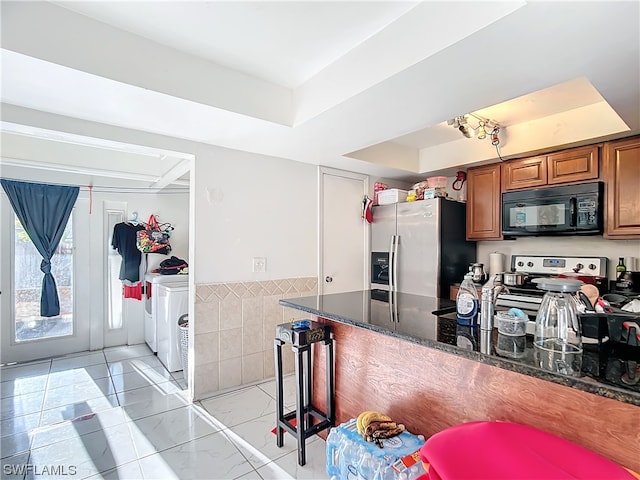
[517, 261, 524, 267]
[527, 262, 534, 267]
[589, 263, 597, 270]
[575, 263, 584, 271]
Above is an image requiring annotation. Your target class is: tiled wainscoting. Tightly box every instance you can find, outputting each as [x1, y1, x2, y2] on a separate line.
[193, 277, 318, 399]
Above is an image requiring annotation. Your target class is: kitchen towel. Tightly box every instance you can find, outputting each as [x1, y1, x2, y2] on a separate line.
[489, 252, 505, 275]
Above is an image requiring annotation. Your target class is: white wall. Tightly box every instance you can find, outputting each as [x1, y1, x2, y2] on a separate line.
[3, 106, 319, 285]
[193, 146, 318, 283]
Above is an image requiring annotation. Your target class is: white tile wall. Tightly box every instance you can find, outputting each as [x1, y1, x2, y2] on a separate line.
[193, 277, 318, 400]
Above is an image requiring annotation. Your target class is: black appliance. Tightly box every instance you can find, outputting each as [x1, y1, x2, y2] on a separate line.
[371, 252, 390, 287]
[502, 182, 603, 236]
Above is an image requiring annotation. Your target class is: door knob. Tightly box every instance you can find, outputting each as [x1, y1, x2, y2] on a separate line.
[325, 276, 333, 283]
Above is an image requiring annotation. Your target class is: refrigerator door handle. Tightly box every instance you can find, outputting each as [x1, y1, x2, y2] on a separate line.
[392, 290, 399, 323]
[392, 235, 399, 294]
[393, 235, 400, 322]
[387, 235, 395, 323]
[388, 236, 395, 292]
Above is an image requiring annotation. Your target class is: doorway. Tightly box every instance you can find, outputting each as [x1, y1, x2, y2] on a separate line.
[319, 167, 370, 294]
[0, 196, 91, 363]
[0, 126, 194, 365]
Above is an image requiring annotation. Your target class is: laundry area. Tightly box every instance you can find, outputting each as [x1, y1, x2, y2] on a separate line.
[0, 135, 192, 373]
[112, 212, 190, 375]
[144, 272, 189, 373]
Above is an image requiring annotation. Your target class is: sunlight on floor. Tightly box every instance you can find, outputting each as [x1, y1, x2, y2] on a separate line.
[0, 345, 329, 479]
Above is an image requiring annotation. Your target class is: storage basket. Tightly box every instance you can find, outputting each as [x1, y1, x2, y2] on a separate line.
[377, 189, 408, 205]
[427, 176, 448, 189]
[178, 314, 189, 383]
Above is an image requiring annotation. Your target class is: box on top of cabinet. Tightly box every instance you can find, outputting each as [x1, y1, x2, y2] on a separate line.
[377, 189, 408, 205]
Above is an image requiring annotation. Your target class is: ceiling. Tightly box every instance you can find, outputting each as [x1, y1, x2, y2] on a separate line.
[54, 1, 421, 89]
[1, 1, 638, 187]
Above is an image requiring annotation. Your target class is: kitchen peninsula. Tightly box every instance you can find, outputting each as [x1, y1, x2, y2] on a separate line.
[280, 290, 640, 472]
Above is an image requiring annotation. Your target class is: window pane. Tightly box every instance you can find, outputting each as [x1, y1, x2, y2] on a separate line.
[107, 211, 124, 330]
[14, 214, 74, 342]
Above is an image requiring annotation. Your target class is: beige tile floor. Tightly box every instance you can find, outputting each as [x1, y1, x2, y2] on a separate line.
[1, 345, 328, 479]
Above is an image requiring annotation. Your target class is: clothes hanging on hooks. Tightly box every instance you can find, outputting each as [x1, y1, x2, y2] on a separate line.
[127, 211, 143, 226]
[112, 221, 145, 283]
[122, 281, 143, 300]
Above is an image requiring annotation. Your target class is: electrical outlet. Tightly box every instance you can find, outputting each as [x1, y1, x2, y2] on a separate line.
[252, 257, 266, 273]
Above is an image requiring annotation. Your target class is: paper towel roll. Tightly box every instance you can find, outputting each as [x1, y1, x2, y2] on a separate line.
[489, 252, 505, 275]
[624, 256, 638, 272]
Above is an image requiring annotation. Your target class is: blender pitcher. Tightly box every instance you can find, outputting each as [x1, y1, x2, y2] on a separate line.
[532, 278, 584, 376]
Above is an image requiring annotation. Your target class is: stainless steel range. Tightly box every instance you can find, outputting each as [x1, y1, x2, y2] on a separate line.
[495, 255, 609, 334]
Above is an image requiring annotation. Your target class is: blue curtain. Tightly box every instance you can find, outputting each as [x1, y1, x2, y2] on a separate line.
[1, 180, 79, 317]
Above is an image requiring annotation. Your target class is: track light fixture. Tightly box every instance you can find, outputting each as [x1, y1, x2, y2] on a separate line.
[447, 113, 501, 145]
[477, 121, 487, 139]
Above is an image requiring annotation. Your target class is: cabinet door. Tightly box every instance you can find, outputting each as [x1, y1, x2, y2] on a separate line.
[467, 164, 502, 240]
[548, 145, 599, 185]
[604, 137, 640, 238]
[501, 156, 547, 191]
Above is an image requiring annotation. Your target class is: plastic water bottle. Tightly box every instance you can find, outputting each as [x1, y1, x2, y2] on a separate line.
[325, 427, 342, 477]
[457, 273, 479, 326]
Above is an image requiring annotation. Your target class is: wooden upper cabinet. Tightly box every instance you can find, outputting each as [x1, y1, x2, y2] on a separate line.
[501, 145, 600, 191]
[466, 163, 502, 240]
[501, 156, 547, 191]
[603, 137, 640, 238]
[548, 145, 599, 185]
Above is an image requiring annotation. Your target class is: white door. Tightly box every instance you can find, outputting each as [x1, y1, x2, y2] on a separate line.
[0, 195, 91, 364]
[319, 168, 369, 294]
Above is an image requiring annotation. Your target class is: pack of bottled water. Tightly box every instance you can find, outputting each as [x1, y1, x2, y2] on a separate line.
[326, 419, 426, 480]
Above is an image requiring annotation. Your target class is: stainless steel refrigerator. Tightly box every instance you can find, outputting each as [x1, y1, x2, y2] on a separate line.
[370, 198, 476, 298]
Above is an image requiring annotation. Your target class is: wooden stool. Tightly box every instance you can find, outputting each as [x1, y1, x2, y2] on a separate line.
[274, 321, 334, 466]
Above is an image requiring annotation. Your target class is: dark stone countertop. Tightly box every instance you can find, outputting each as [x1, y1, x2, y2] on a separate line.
[280, 289, 640, 407]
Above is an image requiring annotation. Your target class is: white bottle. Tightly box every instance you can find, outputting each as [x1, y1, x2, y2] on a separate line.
[457, 273, 479, 326]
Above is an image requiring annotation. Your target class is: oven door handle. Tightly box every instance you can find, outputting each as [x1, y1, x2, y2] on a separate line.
[569, 197, 577, 227]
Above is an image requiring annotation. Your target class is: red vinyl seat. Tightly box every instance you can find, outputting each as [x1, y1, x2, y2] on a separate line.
[419, 421, 635, 480]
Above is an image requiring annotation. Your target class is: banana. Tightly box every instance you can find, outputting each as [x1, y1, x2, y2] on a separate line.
[372, 424, 405, 439]
[360, 411, 392, 434]
[356, 411, 376, 435]
[364, 421, 397, 437]
[359, 412, 376, 433]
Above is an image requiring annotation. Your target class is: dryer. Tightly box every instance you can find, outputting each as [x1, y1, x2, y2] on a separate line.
[156, 283, 189, 372]
[144, 273, 188, 353]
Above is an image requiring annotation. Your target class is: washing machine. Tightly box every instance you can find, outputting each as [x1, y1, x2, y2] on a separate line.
[156, 283, 189, 372]
[144, 273, 188, 353]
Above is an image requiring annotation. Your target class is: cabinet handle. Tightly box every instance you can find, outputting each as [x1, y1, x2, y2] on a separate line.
[325, 276, 333, 283]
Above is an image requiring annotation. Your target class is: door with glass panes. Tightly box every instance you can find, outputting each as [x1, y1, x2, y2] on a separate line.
[0, 195, 91, 363]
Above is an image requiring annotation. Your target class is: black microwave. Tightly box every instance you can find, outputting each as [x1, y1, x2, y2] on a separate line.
[502, 182, 604, 236]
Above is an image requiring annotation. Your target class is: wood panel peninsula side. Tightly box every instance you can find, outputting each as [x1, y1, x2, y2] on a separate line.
[280, 291, 640, 473]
